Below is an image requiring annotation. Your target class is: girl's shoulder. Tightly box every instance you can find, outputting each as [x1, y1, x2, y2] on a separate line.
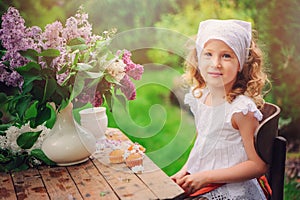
[184, 88, 208, 115]
[229, 95, 263, 121]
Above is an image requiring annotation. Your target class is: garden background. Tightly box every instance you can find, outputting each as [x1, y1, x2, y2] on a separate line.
[0, 0, 299, 199]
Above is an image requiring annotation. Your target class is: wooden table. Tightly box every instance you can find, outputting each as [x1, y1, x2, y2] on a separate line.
[0, 129, 185, 200]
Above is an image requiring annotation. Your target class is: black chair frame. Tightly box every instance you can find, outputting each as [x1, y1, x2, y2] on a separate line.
[255, 102, 287, 200]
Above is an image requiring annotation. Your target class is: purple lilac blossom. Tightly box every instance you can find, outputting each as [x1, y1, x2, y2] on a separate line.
[76, 90, 103, 107]
[0, 7, 44, 88]
[122, 50, 143, 80]
[92, 91, 103, 107]
[119, 75, 136, 100]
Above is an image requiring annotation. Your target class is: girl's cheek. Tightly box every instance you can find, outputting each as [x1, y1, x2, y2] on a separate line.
[199, 58, 213, 68]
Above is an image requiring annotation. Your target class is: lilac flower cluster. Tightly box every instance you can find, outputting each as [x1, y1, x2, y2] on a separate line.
[0, 6, 144, 107]
[0, 7, 42, 88]
[0, 7, 97, 87]
[119, 50, 144, 100]
[41, 6, 99, 84]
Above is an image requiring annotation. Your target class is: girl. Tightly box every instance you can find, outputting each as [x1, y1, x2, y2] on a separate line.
[171, 19, 270, 199]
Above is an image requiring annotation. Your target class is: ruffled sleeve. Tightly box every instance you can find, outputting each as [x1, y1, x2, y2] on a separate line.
[184, 91, 197, 115]
[228, 95, 263, 122]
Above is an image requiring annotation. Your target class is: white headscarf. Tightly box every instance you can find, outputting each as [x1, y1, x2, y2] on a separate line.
[196, 19, 252, 71]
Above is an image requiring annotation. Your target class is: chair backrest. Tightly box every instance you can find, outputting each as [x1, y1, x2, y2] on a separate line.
[255, 103, 281, 164]
[254, 102, 287, 200]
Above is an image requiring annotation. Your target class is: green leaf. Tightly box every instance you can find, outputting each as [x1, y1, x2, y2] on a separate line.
[71, 75, 85, 101]
[58, 99, 70, 111]
[75, 63, 94, 71]
[45, 103, 56, 128]
[33, 106, 51, 127]
[24, 100, 38, 120]
[69, 44, 88, 51]
[57, 64, 69, 75]
[38, 49, 60, 57]
[15, 62, 41, 73]
[60, 72, 76, 86]
[43, 78, 57, 103]
[2, 154, 29, 172]
[115, 93, 127, 110]
[67, 37, 86, 46]
[0, 153, 11, 163]
[104, 91, 113, 112]
[0, 123, 11, 131]
[16, 96, 31, 118]
[0, 93, 8, 103]
[22, 82, 33, 94]
[21, 74, 42, 93]
[104, 74, 120, 85]
[16, 130, 42, 149]
[30, 149, 56, 165]
[19, 49, 39, 62]
[85, 71, 104, 79]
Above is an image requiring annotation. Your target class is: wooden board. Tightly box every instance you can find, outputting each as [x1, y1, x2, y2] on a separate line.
[38, 166, 82, 199]
[67, 159, 118, 199]
[11, 168, 49, 200]
[137, 156, 185, 199]
[92, 158, 158, 200]
[0, 172, 17, 200]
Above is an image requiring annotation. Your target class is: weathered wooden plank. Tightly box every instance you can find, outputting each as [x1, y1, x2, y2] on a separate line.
[137, 156, 185, 199]
[67, 159, 118, 199]
[92, 157, 157, 200]
[0, 172, 17, 200]
[39, 166, 83, 200]
[11, 168, 49, 200]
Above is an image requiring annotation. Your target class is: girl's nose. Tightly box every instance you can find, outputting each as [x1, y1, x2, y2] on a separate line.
[211, 56, 221, 68]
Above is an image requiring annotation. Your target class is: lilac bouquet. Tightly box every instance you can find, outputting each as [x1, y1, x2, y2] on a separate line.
[0, 7, 143, 171]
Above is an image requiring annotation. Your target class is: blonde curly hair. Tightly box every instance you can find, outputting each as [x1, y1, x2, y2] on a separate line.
[183, 34, 270, 109]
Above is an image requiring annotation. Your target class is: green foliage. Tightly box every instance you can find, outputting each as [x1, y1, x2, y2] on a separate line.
[4, 51, 70, 128]
[149, 0, 255, 69]
[259, 0, 300, 121]
[0, 0, 67, 28]
[0, 148, 56, 172]
[82, 0, 179, 32]
[284, 178, 300, 200]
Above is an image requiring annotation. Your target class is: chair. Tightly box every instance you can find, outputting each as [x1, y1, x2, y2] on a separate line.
[255, 102, 287, 200]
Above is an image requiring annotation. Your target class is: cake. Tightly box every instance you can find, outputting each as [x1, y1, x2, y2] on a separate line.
[109, 149, 125, 164]
[128, 142, 146, 153]
[124, 142, 146, 168]
[125, 152, 143, 168]
[105, 129, 129, 141]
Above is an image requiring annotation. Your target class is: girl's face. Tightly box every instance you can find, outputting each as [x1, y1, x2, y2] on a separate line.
[199, 39, 240, 93]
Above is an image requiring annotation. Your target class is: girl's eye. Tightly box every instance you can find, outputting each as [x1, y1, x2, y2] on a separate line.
[222, 54, 231, 58]
[203, 52, 212, 57]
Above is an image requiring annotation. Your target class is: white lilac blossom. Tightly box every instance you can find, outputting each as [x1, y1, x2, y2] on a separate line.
[0, 123, 50, 154]
[106, 60, 126, 82]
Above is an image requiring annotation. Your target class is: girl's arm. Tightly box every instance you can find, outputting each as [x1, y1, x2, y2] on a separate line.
[171, 130, 198, 183]
[177, 112, 267, 193]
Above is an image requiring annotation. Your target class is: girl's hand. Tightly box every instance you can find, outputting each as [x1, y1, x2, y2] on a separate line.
[171, 169, 188, 184]
[177, 172, 208, 195]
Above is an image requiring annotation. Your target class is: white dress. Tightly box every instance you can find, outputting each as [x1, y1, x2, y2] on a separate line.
[184, 89, 266, 200]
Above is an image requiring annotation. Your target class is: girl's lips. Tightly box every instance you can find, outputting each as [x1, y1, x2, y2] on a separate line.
[208, 72, 223, 77]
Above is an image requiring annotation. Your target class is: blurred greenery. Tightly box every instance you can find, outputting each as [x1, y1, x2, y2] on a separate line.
[1, 0, 299, 198]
